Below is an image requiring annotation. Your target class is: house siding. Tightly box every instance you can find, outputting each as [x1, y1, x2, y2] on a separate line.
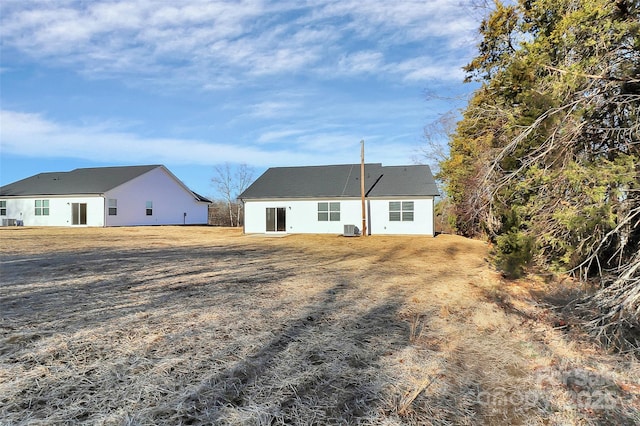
[104, 167, 208, 226]
[243, 197, 435, 236]
[368, 197, 434, 235]
[0, 166, 209, 227]
[244, 199, 364, 234]
[0, 196, 104, 226]
[239, 163, 437, 236]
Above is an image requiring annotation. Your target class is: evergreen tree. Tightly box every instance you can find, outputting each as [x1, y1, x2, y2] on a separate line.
[441, 0, 640, 351]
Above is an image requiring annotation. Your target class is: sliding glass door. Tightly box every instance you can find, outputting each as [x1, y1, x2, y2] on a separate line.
[71, 203, 87, 225]
[265, 207, 286, 232]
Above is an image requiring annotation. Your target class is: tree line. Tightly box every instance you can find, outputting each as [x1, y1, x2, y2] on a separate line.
[438, 0, 639, 353]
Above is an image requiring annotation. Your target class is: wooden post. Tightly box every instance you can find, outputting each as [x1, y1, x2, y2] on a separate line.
[360, 140, 366, 237]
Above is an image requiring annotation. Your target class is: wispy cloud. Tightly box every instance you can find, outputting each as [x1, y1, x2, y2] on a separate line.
[0, 109, 318, 167]
[257, 129, 307, 144]
[314, 0, 478, 47]
[336, 51, 385, 75]
[393, 58, 467, 82]
[247, 100, 303, 118]
[0, 108, 420, 168]
[0, 0, 479, 88]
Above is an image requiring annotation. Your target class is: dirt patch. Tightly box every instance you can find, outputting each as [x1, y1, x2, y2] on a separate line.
[1, 226, 638, 425]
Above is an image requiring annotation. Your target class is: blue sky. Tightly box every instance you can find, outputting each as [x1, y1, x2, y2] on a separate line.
[0, 0, 482, 199]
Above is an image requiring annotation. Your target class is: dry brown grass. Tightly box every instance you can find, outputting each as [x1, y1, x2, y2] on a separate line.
[1, 226, 638, 425]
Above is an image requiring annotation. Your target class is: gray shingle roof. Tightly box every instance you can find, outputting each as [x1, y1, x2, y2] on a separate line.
[239, 163, 439, 199]
[367, 165, 439, 197]
[2, 165, 161, 196]
[191, 191, 212, 203]
[239, 163, 383, 199]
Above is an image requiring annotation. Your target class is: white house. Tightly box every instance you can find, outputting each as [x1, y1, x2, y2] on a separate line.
[239, 163, 439, 236]
[0, 165, 211, 227]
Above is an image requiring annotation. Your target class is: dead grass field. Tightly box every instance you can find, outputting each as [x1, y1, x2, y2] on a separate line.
[0, 226, 638, 425]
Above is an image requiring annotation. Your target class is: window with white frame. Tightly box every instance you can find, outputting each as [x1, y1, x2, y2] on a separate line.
[0, 200, 6, 216]
[318, 202, 340, 221]
[35, 199, 50, 216]
[108, 199, 117, 215]
[389, 201, 414, 221]
[146, 201, 153, 216]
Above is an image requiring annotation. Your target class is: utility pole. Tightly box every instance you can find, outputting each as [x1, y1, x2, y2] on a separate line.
[360, 140, 366, 237]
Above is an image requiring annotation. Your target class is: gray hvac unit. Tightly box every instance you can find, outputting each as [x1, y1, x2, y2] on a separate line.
[2, 219, 16, 227]
[343, 224, 360, 237]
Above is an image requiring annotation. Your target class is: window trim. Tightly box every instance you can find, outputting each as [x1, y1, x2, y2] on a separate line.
[318, 201, 340, 222]
[389, 200, 414, 222]
[0, 200, 6, 216]
[35, 199, 50, 216]
[108, 199, 117, 216]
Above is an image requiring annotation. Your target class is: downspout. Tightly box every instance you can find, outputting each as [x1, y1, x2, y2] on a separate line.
[102, 194, 107, 227]
[240, 198, 246, 234]
[360, 140, 366, 237]
[433, 196, 436, 236]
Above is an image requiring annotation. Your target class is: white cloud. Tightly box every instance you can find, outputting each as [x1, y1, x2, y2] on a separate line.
[392, 58, 466, 82]
[337, 51, 384, 75]
[0, 109, 320, 167]
[313, 0, 478, 47]
[0, 0, 480, 87]
[257, 129, 306, 144]
[0, 108, 420, 169]
[247, 100, 302, 118]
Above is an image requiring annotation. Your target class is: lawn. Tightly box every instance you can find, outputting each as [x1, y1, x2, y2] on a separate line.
[0, 227, 638, 425]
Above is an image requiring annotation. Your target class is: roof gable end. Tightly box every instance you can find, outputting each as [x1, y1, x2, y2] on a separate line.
[0, 165, 161, 196]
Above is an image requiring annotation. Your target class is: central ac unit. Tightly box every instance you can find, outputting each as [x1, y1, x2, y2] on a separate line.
[343, 224, 360, 237]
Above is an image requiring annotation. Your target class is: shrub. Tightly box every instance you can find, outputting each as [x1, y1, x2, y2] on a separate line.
[495, 229, 534, 279]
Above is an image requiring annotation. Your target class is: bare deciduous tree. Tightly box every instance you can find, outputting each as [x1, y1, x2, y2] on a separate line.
[414, 110, 458, 172]
[211, 163, 254, 227]
[212, 163, 235, 226]
[234, 163, 254, 227]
